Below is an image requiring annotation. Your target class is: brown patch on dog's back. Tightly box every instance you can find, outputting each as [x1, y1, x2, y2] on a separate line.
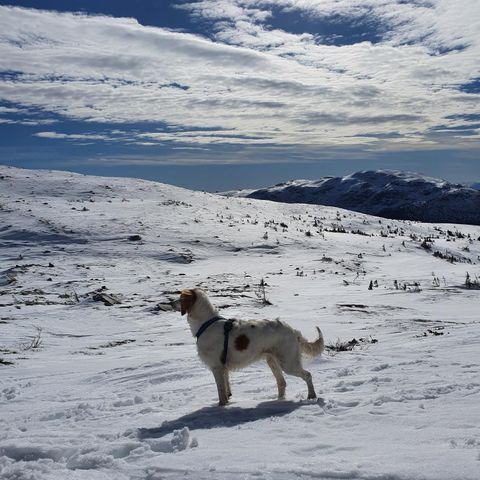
[235, 334, 250, 351]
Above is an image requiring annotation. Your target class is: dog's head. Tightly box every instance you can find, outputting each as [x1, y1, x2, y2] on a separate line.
[172, 288, 197, 316]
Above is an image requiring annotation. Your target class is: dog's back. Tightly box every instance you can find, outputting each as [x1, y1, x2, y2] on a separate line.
[202, 318, 323, 370]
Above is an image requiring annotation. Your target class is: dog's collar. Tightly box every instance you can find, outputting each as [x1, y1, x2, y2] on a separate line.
[195, 315, 225, 340]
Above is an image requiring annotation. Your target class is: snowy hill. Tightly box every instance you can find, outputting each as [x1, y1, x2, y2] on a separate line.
[1, 165, 480, 480]
[235, 170, 480, 226]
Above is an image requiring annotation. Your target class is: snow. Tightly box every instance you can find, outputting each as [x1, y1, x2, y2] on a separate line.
[1, 165, 480, 480]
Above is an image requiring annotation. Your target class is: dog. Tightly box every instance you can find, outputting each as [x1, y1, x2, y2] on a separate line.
[172, 288, 324, 406]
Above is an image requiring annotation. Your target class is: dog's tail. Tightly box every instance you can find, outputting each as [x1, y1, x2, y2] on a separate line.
[298, 327, 324, 357]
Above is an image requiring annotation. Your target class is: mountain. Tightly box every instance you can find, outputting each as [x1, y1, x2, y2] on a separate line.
[1, 165, 480, 480]
[237, 170, 480, 225]
[470, 182, 480, 190]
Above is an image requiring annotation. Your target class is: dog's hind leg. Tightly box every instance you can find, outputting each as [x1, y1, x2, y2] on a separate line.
[266, 355, 287, 399]
[298, 368, 316, 399]
[280, 353, 316, 399]
[284, 366, 316, 399]
[212, 366, 229, 406]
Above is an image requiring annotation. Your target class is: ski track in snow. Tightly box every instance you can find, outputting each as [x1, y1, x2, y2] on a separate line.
[0, 166, 479, 480]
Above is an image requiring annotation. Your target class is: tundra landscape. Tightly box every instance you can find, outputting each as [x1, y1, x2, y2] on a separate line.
[1, 166, 479, 480]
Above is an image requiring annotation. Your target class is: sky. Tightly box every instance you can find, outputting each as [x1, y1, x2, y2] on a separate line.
[0, 0, 479, 191]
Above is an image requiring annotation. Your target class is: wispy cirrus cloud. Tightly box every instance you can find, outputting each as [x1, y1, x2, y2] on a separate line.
[34, 131, 110, 141]
[0, 1, 479, 164]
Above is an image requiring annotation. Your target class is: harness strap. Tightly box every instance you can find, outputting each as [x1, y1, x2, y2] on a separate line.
[195, 315, 235, 365]
[220, 319, 235, 365]
[195, 315, 223, 339]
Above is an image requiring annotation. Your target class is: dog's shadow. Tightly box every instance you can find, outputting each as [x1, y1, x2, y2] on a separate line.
[138, 400, 313, 439]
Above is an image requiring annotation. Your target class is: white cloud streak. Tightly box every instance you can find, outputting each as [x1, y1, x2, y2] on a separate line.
[34, 131, 110, 141]
[0, 2, 479, 161]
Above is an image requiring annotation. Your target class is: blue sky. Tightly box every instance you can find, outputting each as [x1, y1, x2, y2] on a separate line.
[0, 0, 479, 190]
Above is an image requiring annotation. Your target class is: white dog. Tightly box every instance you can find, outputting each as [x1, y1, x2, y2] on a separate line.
[173, 288, 324, 406]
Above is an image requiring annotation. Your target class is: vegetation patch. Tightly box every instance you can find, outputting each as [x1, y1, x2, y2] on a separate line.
[89, 339, 136, 350]
[325, 336, 378, 354]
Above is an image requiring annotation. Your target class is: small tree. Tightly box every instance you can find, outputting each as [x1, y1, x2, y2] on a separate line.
[465, 272, 480, 289]
[255, 278, 272, 305]
[21, 326, 43, 351]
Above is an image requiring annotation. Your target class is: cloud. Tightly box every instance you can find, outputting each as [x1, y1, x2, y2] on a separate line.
[83, 143, 374, 167]
[0, 118, 57, 126]
[0, 106, 22, 114]
[0, 2, 479, 161]
[182, 0, 480, 52]
[34, 131, 111, 141]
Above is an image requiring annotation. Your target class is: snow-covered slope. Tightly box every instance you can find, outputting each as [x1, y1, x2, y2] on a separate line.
[237, 170, 480, 226]
[1, 166, 480, 480]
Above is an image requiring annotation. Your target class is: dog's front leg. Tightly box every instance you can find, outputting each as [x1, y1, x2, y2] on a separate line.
[224, 370, 232, 398]
[212, 366, 229, 406]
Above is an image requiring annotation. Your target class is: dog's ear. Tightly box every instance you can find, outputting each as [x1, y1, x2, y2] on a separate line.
[180, 289, 196, 316]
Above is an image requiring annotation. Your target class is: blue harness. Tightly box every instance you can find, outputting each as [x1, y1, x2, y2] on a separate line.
[195, 315, 235, 365]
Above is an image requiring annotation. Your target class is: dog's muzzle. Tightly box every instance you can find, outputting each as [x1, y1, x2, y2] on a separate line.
[170, 299, 182, 312]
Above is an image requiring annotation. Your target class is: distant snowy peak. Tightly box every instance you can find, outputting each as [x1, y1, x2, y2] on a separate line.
[240, 170, 480, 226]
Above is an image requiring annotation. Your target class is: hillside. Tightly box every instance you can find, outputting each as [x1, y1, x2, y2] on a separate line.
[236, 170, 480, 225]
[1, 166, 480, 480]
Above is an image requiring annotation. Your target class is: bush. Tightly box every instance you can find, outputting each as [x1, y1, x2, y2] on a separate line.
[325, 336, 378, 354]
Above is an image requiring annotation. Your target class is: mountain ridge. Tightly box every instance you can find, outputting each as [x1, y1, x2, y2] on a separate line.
[231, 170, 480, 226]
